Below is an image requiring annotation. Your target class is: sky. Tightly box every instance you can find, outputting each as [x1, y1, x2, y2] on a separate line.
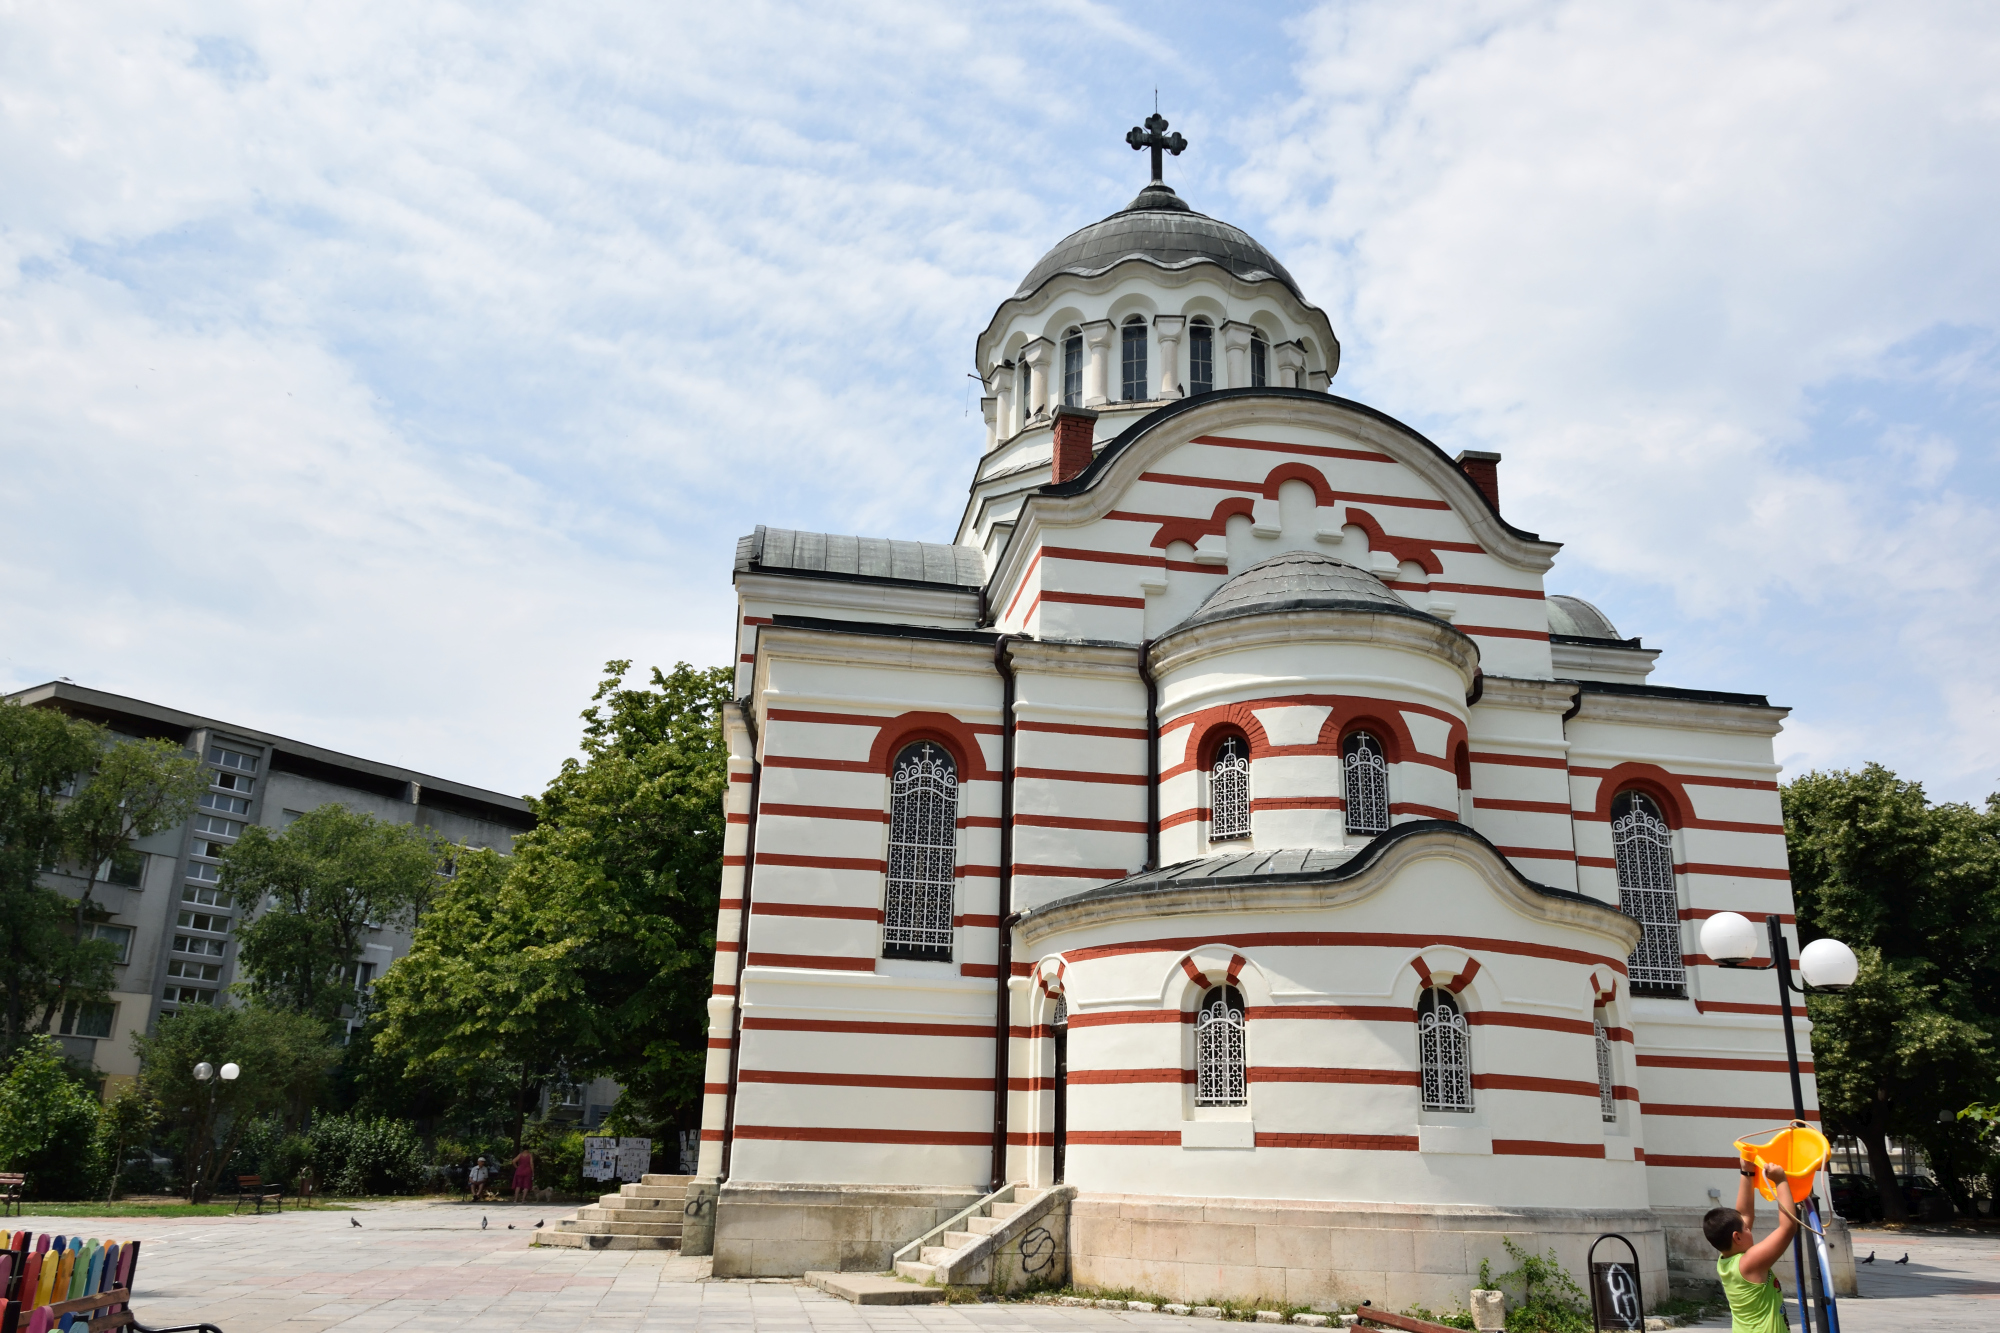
[3, 1, 1997, 805]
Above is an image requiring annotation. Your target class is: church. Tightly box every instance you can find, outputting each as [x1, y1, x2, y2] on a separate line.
[692, 118, 1818, 1311]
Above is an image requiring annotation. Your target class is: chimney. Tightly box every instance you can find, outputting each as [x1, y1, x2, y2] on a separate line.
[1454, 450, 1501, 513]
[1051, 405, 1100, 484]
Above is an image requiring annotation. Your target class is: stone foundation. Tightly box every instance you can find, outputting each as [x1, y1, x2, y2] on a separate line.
[711, 1180, 986, 1276]
[1654, 1205, 1856, 1299]
[1069, 1193, 1669, 1316]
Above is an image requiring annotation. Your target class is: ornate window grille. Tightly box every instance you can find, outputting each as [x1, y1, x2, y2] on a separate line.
[1595, 1018, 1617, 1122]
[1062, 330, 1083, 407]
[1418, 988, 1472, 1112]
[1251, 333, 1269, 387]
[1121, 318, 1148, 401]
[883, 742, 957, 960]
[1210, 735, 1251, 842]
[1189, 320, 1214, 394]
[1195, 985, 1246, 1107]
[1343, 731, 1390, 837]
[1612, 791, 1684, 993]
[1053, 994, 1067, 1028]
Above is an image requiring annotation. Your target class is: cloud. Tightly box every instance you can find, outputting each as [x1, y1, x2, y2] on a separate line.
[1248, 0, 2000, 799]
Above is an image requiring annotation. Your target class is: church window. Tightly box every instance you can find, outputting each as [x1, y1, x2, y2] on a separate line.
[1250, 331, 1269, 387]
[1209, 734, 1250, 842]
[1121, 317, 1148, 401]
[1417, 988, 1472, 1112]
[1195, 985, 1246, 1107]
[1017, 360, 1034, 422]
[1612, 790, 1684, 994]
[883, 742, 958, 961]
[1062, 329, 1083, 407]
[1595, 1016, 1617, 1122]
[1189, 319, 1214, 395]
[1342, 731, 1389, 837]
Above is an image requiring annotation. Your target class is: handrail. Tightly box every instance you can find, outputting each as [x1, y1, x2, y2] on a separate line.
[891, 1182, 1019, 1267]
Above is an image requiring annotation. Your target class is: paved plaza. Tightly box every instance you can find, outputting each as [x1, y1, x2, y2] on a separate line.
[9, 1203, 1995, 1332]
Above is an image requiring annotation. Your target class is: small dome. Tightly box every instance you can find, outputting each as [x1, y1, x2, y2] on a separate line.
[1547, 594, 1623, 640]
[1176, 550, 1412, 631]
[1014, 185, 1303, 302]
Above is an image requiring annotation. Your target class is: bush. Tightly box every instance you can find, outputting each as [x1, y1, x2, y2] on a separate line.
[1489, 1239, 1591, 1333]
[236, 1115, 313, 1193]
[0, 1037, 104, 1199]
[306, 1113, 427, 1195]
[520, 1120, 586, 1197]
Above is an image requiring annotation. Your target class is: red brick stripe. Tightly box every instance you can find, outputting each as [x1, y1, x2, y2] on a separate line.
[1457, 625, 1551, 641]
[740, 1070, 992, 1091]
[1493, 1140, 1605, 1159]
[1063, 931, 1626, 973]
[1016, 863, 1130, 879]
[744, 952, 875, 971]
[1494, 846, 1577, 861]
[1637, 1055, 1813, 1074]
[1466, 1012, 1595, 1036]
[761, 803, 890, 823]
[1643, 1103, 1820, 1121]
[751, 902, 881, 921]
[1646, 1154, 1744, 1170]
[1067, 1009, 1188, 1028]
[1471, 752, 1568, 769]
[1016, 766, 1149, 786]
[745, 1017, 991, 1038]
[1256, 1133, 1421, 1151]
[1069, 1068, 1192, 1085]
[1019, 720, 1150, 740]
[1245, 1004, 1414, 1023]
[1043, 591, 1147, 610]
[733, 1125, 990, 1146]
[1191, 433, 1393, 464]
[1017, 813, 1150, 834]
[1474, 1074, 1602, 1098]
[757, 853, 886, 872]
[1250, 1067, 1419, 1086]
[1475, 797, 1572, 814]
[1066, 1130, 1182, 1146]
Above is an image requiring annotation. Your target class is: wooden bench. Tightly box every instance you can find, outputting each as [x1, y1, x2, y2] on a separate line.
[230, 1175, 283, 1216]
[5, 1239, 223, 1333]
[0, 1175, 21, 1219]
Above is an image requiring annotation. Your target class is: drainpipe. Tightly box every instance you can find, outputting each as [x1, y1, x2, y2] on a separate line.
[719, 704, 763, 1185]
[989, 634, 1020, 1193]
[1141, 639, 1159, 872]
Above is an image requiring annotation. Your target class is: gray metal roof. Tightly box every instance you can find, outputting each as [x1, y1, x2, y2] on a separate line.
[735, 525, 985, 588]
[1174, 550, 1416, 632]
[1547, 594, 1622, 641]
[1014, 185, 1303, 302]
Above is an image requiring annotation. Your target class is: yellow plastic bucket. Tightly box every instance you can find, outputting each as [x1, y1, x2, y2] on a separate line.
[1735, 1124, 1830, 1202]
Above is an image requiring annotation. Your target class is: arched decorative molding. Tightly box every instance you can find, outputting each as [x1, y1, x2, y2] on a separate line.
[1150, 494, 1257, 550]
[1400, 948, 1485, 1007]
[1035, 955, 1068, 999]
[1161, 946, 1267, 1008]
[865, 712, 995, 781]
[1323, 709, 1411, 766]
[1585, 762, 1691, 827]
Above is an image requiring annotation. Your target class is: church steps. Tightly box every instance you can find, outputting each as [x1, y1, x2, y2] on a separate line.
[536, 1172, 694, 1251]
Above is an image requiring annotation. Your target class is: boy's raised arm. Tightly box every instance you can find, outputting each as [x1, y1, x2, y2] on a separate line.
[1740, 1162, 1799, 1286]
[1733, 1157, 1760, 1229]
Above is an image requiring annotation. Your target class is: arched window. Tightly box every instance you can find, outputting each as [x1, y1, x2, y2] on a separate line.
[1062, 329, 1083, 407]
[1017, 360, 1034, 423]
[1195, 985, 1246, 1107]
[883, 742, 957, 960]
[1121, 317, 1148, 401]
[1250, 331, 1269, 387]
[1417, 988, 1472, 1112]
[1594, 1015, 1616, 1123]
[1189, 319, 1214, 395]
[1209, 733, 1250, 842]
[1611, 790, 1683, 994]
[1343, 731, 1390, 837]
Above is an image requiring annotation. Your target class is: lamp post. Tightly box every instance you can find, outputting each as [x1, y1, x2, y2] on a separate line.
[1700, 912, 1856, 1333]
[189, 1059, 241, 1202]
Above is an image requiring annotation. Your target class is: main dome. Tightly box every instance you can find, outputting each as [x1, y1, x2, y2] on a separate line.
[1012, 182, 1304, 302]
[1174, 550, 1413, 631]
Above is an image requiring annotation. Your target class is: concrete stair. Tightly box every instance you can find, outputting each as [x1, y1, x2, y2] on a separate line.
[893, 1196, 1031, 1284]
[539, 1173, 690, 1250]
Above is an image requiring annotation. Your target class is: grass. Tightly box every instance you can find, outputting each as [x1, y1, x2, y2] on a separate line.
[6, 1198, 356, 1218]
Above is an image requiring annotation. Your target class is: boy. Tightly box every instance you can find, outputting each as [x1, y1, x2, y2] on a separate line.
[1702, 1158, 1798, 1332]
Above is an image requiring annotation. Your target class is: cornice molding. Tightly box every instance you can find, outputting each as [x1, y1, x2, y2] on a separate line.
[1475, 675, 1579, 714]
[735, 572, 982, 625]
[1149, 605, 1480, 688]
[1570, 690, 1789, 737]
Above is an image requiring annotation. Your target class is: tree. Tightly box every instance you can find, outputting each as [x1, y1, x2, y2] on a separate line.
[134, 1003, 339, 1201]
[0, 1036, 104, 1200]
[1785, 764, 2000, 1220]
[36, 735, 206, 1033]
[93, 1082, 161, 1202]
[0, 702, 101, 1047]
[370, 661, 730, 1145]
[224, 806, 447, 1025]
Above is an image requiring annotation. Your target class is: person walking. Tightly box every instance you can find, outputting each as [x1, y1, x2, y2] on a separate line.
[511, 1147, 535, 1203]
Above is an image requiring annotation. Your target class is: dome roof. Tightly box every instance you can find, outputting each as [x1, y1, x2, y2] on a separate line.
[1175, 550, 1415, 631]
[1547, 594, 1623, 640]
[1013, 183, 1303, 302]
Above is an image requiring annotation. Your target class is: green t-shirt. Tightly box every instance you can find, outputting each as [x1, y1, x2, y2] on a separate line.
[1717, 1251, 1788, 1333]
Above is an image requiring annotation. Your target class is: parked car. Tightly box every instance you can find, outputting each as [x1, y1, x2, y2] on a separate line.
[1827, 1172, 1882, 1222]
[1898, 1174, 1954, 1219]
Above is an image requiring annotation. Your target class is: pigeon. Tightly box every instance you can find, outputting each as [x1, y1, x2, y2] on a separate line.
[534, 1220, 544, 1230]
[481, 1216, 489, 1230]
[1860, 1251, 1874, 1264]
[507, 1225, 515, 1231]
[350, 1218, 361, 1229]
[1895, 1253, 1909, 1264]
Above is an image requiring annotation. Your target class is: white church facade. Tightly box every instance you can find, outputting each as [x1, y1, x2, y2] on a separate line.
[694, 121, 1820, 1310]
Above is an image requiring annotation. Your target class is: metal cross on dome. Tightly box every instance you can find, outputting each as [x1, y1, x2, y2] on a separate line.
[1126, 112, 1187, 185]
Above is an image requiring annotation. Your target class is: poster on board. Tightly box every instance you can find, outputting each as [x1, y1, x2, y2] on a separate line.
[583, 1136, 618, 1182]
[615, 1137, 652, 1181]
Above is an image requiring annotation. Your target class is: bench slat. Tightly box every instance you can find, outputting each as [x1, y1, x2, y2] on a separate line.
[43, 1286, 130, 1318]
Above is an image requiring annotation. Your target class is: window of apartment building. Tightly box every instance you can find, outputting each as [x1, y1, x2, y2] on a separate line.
[207, 745, 258, 774]
[175, 935, 227, 958]
[198, 791, 251, 816]
[89, 922, 134, 964]
[185, 861, 222, 883]
[192, 814, 244, 840]
[177, 909, 230, 934]
[162, 985, 216, 1006]
[59, 1001, 117, 1040]
[167, 958, 222, 984]
[181, 884, 233, 909]
[101, 846, 146, 887]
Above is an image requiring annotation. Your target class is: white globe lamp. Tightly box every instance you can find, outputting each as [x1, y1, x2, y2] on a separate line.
[1700, 912, 1761, 966]
[219, 1062, 240, 1081]
[1799, 937, 1859, 991]
[193, 1061, 213, 1081]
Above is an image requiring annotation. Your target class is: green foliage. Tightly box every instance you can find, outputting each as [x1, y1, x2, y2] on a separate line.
[134, 1003, 340, 1200]
[0, 702, 111, 1046]
[371, 661, 731, 1145]
[226, 805, 447, 1024]
[235, 1114, 313, 1193]
[0, 1036, 104, 1199]
[302, 1113, 427, 1195]
[520, 1118, 586, 1196]
[1404, 1310, 1476, 1330]
[1784, 764, 2000, 1218]
[92, 1082, 161, 1200]
[1489, 1238, 1590, 1333]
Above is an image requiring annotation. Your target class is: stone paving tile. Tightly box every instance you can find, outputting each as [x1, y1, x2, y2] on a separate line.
[9, 1204, 1996, 1331]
